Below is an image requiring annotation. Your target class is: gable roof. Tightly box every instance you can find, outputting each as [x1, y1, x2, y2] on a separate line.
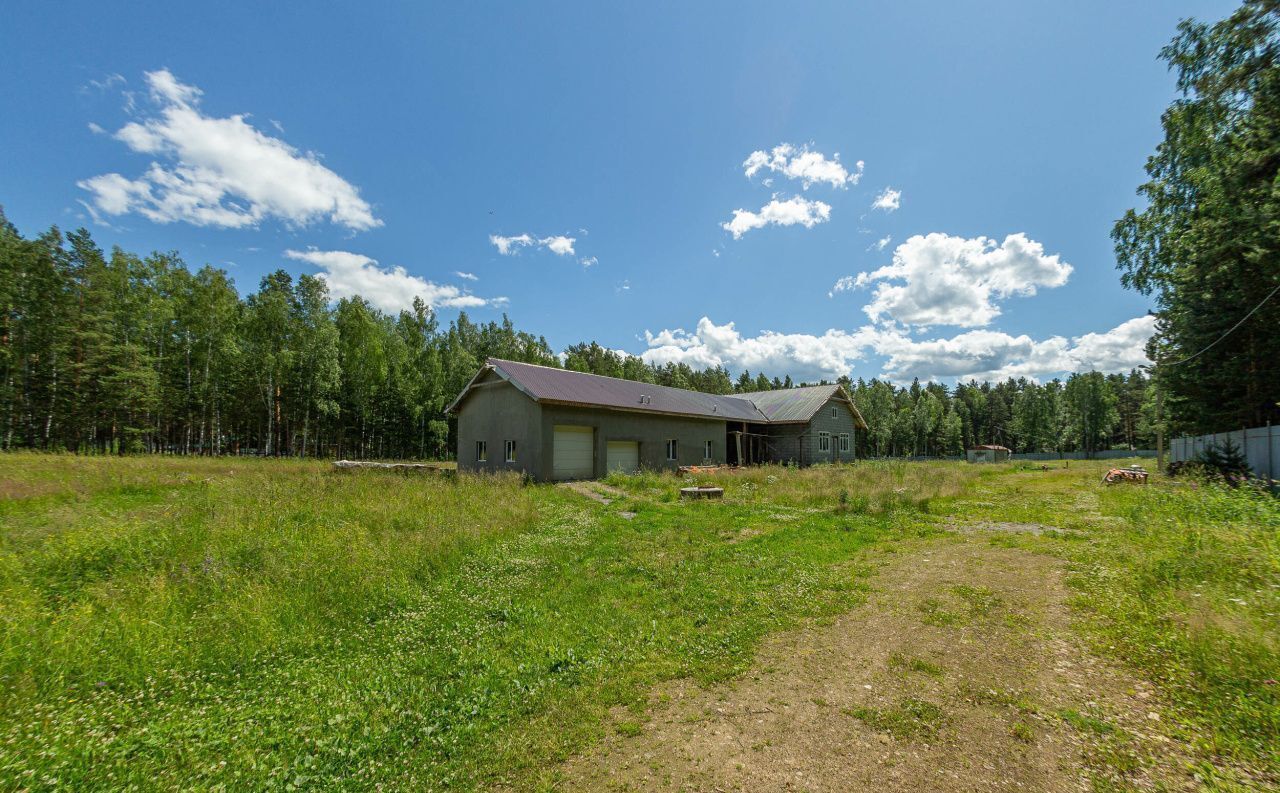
[448, 359, 869, 430]
[448, 358, 765, 421]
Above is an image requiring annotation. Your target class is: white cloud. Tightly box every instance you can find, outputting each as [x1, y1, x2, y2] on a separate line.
[642, 317, 878, 383]
[839, 232, 1073, 327]
[455, 271, 478, 281]
[79, 69, 379, 231]
[489, 232, 578, 257]
[636, 315, 1153, 384]
[828, 276, 856, 299]
[870, 315, 1156, 382]
[579, 256, 598, 268]
[81, 73, 125, 95]
[871, 187, 901, 212]
[541, 235, 576, 256]
[285, 249, 497, 313]
[722, 195, 831, 239]
[490, 233, 534, 255]
[1067, 315, 1158, 373]
[87, 122, 107, 135]
[742, 143, 864, 189]
[870, 235, 892, 252]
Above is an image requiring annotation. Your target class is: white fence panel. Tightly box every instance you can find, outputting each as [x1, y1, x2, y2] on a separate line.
[1171, 424, 1278, 480]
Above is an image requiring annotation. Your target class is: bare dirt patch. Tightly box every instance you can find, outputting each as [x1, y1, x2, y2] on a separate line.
[557, 539, 1199, 792]
[558, 481, 636, 518]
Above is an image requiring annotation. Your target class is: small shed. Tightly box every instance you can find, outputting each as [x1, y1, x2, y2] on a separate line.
[966, 444, 1011, 463]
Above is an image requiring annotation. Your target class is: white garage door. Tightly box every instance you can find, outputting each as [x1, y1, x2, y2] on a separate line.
[553, 425, 595, 480]
[606, 440, 639, 474]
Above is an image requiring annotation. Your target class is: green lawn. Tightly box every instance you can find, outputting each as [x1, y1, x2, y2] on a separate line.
[0, 454, 1275, 790]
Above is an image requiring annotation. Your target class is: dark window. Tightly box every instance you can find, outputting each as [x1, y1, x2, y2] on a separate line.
[704, 440, 713, 459]
[476, 440, 487, 462]
[818, 432, 831, 452]
[504, 440, 517, 462]
[839, 433, 850, 452]
[666, 439, 678, 461]
[831, 406, 838, 418]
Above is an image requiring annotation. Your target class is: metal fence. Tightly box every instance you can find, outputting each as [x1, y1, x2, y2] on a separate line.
[1011, 450, 1155, 461]
[1170, 424, 1278, 481]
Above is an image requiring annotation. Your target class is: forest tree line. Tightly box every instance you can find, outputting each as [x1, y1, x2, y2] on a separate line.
[2, 212, 1154, 459]
[6, 5, 1280, 460]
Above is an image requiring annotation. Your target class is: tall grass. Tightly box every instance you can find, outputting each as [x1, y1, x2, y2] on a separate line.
[3, 454, 1275, 788]
[0, 453, 537, 696]
[604, 459, 984, 513]
[0, 454, 899, 790]
[1078, 480, 1280, 773]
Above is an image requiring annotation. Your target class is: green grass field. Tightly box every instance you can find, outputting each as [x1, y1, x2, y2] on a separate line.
[0, 454, 1276, 790]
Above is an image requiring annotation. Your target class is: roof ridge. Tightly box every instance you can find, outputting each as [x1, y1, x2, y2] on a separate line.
[490, 357, 759, 404]
[735, 383, 838, 397]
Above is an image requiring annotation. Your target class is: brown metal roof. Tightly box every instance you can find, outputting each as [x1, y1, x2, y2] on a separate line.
[454, 359, 766, 421]
[448, 359, 870, 430]
[735, 384, 867, 428]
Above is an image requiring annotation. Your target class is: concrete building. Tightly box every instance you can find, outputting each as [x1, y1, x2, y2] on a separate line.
[448, 358, 868, 481]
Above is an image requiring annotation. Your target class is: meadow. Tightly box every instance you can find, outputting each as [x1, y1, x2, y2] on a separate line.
[0, 454, 1276, 790]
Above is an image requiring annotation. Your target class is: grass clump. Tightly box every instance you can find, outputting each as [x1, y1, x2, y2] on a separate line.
[887, 652, 944, 678]
[845, 697, 945, 741]
[1059, 708, 1119, 736]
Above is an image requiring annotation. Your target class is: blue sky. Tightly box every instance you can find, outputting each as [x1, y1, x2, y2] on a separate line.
[0, 0, 1239, 383]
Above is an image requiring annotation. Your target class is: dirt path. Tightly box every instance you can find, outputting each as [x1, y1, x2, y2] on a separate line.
[558, 481, 636, 517]
[557, 536, 1198, 792]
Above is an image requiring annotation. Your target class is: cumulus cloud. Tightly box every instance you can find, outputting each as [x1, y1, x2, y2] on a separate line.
[742, 143, 864, 189]
[838, 232, 1073, 327]
[871, 315, 1157, 382]
[489, 232, 577, 257]
[541, 235, 576, 256]
[722, 195, 831, 239]
[78, 69, 379, 231]
[285, 249, 498, 313]
[642, 318, 879, 383]
[637, 315, 1154, 384]
[871, 187, 901, 212]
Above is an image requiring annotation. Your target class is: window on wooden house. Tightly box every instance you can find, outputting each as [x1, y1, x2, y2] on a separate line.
[476, 440, 487, 461]
[839, 433, 850, 452]
[504, 440, 517, 462]
[704, 440, 713, 460]
[818, 432, 831, 452]
[666, 439, 679, 461]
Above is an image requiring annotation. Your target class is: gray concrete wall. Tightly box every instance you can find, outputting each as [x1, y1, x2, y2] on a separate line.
[790, 396, 861, 465]
[456, 376, 543, 477]
[539, 404, 727, 480]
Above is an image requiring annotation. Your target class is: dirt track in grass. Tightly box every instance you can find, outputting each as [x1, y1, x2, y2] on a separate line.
[557, 535, 1200, 792]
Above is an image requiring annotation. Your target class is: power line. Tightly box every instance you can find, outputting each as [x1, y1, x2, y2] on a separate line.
[1158, 281, 1280, 368]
